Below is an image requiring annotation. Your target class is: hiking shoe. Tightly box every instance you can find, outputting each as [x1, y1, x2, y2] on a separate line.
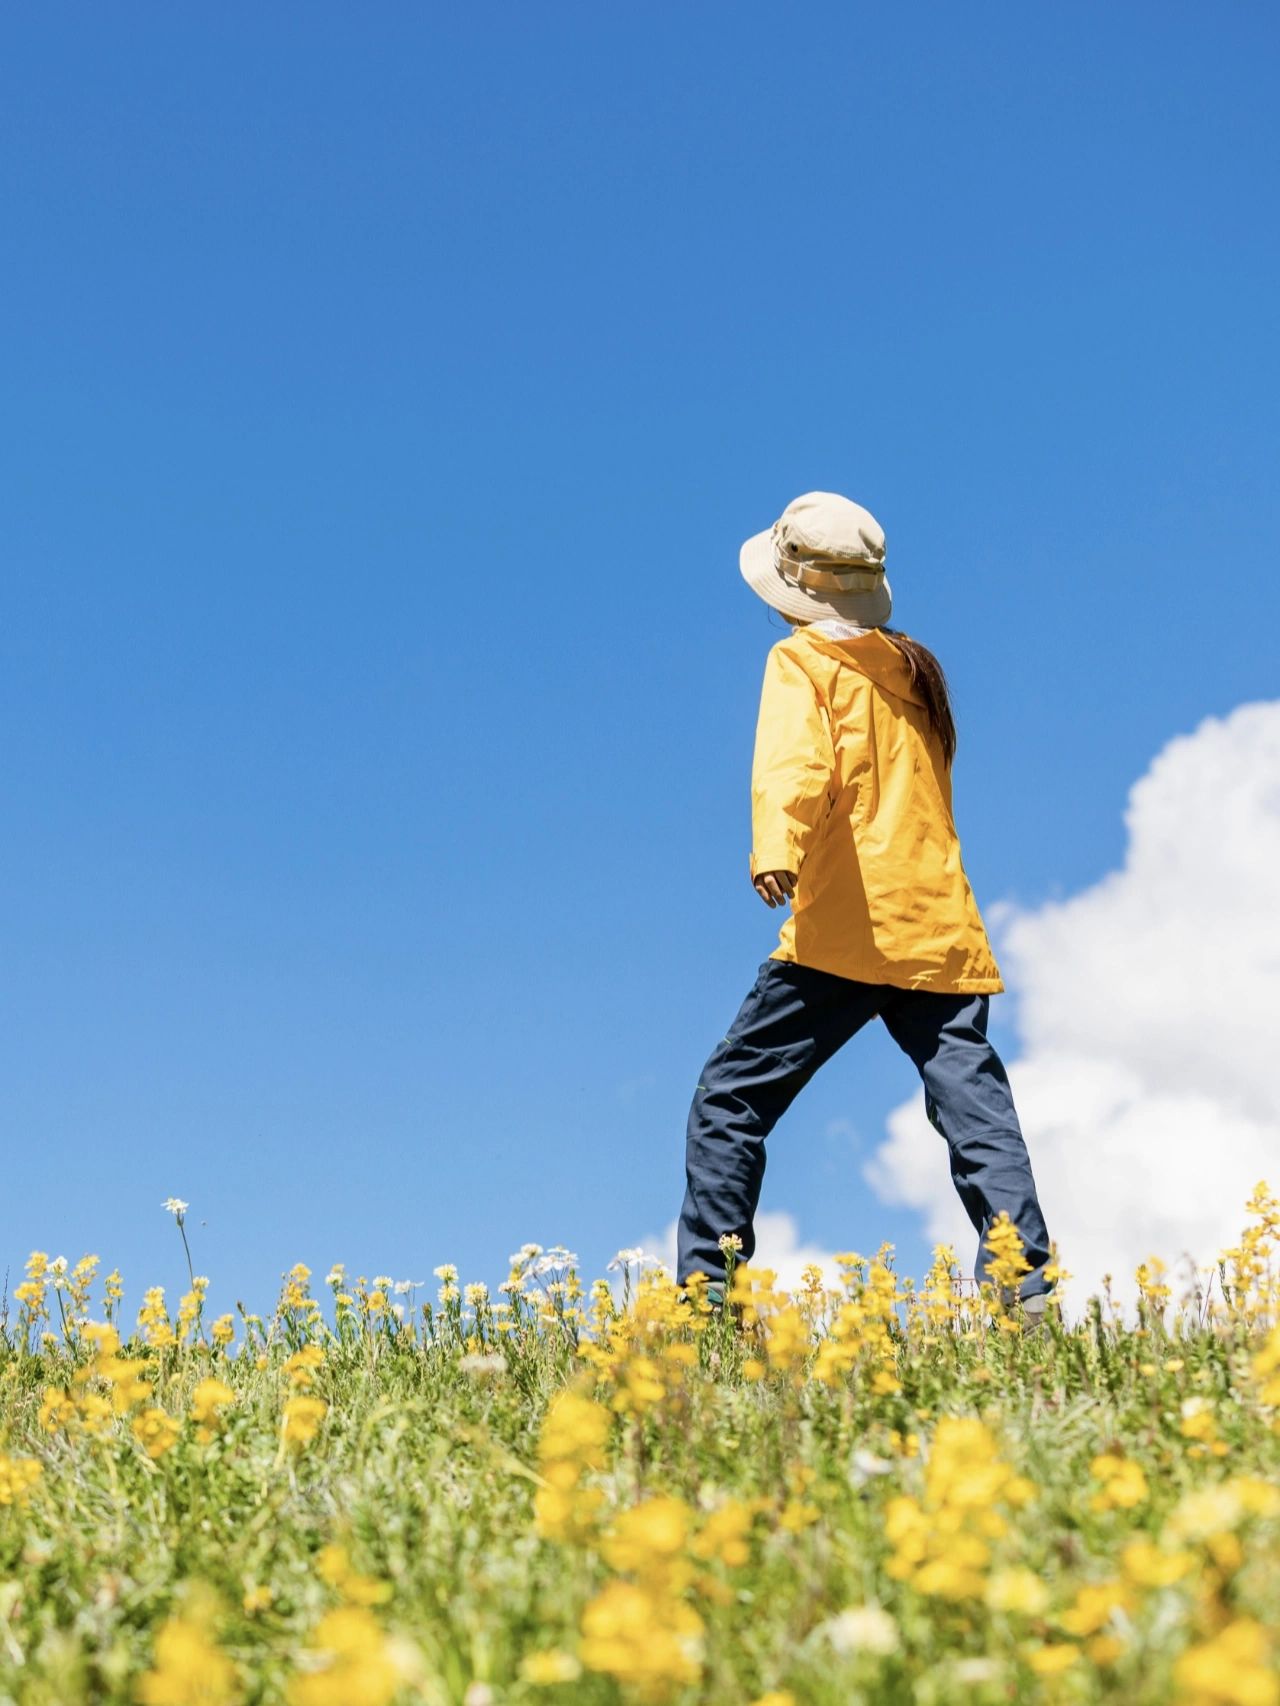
[1022, 1292, 1050, 1328]
[995, 1286, 1052, 1331]
[1012, 1291, 1050, 1333]
[676, 1280, 745, 1324]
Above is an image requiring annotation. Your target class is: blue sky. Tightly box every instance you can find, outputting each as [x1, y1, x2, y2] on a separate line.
[2, 4, 1277, 1320]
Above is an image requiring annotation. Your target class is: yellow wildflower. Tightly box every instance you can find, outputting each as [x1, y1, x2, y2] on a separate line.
[211, 1315, 235, 1349]
[65, 1254, 99, 1324]
[137, 1612, 240, 1705]
[1136, 1256, 1172, 1313]
[190, 1379, 236, 1444]
[884, 1418, 1032, 1599]
[315, 1543, 392, 1607]
[983, 1213, 1031, 1295]
[1254, 1324, 1280, 1405]
[78, 1391, 114, 1437]
[542, 1378, 599, 1434]
[609, 1354, 666, 1414]
[1234, 1476, 1280, 1517]
[519, 1651, 583, 1684]
[286, 1606, 407, 1706]
[662, 1341, 697, 1370]
[913, 1553, 990, 1600]
[1174, 1618, 1277, 1706]
[1027, 1643, 1079, 1675]
[1121, 1539, 1195, 1587]
[1058, 1578, 1130, 1636]
[99, 1355, 154, 1415]
[81, 1320, 121, 1355]
[281, 1263, 313, 1312]
[15, 1252, 49, 1324]
[132, 1407, 181, 1459]
[986, 1568, 1049, 1615]
[579, 1579, 704, 1700]
[137, 1286, 175, 1348]
[760, 1303, 810, 1375]
[176, 1278, 208, 1344]
[38, 1388, 77, 1433]
[602, 1496, 693, 1592]
[691, 1499, 753, 1568]
[777, 1500, 821, 1533]
[1087, 1634, 1125, 1666]
[283, 1345, 325, 1389]
[1208, 1532, 1244, 1572]
[533, 1387, 610, 1541]
[1090, 1452, 1148, 1511]
[1180, 1397, 1220, 1446]
[282, 1396, 328, 1448]
[0, 1456, 42, 1506]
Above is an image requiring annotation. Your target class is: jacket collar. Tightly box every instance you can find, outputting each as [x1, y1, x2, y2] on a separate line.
[788, 625, 929, 709]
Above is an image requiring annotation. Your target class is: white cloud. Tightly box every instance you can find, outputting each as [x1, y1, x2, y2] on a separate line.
[639, 1211, 845, 1292]
[866, 700, 1280, 1307]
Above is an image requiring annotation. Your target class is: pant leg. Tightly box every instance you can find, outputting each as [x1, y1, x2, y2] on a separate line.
[879, 990, 1052, 1300]
[677, 959, 881, 1285]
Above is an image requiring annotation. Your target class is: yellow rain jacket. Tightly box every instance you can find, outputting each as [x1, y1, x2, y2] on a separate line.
[748, 625, 1003, 994]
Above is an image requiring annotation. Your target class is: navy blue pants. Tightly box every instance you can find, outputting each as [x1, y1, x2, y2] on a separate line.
[677, 959, 1051, 1299]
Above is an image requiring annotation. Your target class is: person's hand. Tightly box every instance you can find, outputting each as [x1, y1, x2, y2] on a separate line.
[753, 870, 797, 908]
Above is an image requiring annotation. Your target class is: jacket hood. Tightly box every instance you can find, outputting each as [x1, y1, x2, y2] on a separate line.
[788, 626, 928, 709]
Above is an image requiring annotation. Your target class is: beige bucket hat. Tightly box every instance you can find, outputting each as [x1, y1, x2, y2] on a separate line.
[739, 490, 892, 626]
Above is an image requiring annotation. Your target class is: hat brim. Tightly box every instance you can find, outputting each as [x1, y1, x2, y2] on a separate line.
[739, 529, 892, 627]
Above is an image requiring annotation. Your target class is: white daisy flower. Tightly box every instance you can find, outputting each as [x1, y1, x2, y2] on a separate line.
[608, 1247, 661, 1271]
[816, 1605, 899, 1656]
[459, 1352, 505, 1377]
[531, 1247, 579, 1277]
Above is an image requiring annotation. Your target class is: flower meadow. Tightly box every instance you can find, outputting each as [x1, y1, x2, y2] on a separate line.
[2, 1194, 1279, 1706]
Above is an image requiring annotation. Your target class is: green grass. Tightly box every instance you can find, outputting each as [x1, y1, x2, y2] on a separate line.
[1, 1201, 1278, 1706]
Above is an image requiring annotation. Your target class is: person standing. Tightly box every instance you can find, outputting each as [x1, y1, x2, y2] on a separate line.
[676, 491, 1052, 1319]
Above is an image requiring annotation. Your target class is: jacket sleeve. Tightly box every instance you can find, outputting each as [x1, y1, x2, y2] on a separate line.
[749, 644, 835, 878]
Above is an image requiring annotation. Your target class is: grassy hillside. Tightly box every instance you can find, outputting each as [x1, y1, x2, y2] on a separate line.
[1, 1192, 1278, 1705]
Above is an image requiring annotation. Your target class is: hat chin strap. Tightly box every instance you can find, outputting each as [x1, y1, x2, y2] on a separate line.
[776, 548, 885, 595]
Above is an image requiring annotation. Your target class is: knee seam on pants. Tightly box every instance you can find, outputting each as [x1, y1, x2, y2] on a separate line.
[702, 1037, 810, 1077]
